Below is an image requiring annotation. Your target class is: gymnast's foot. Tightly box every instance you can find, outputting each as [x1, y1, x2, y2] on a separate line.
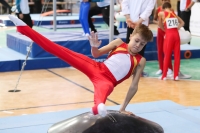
[156, 69, 162, 75]
[97, 103, 107, 117]
[91, 103, 107, 117]
[174, 76, 179, 81]
[8, 15, 26, 26]
[158, 76, 166, 80]
[167, 68, 173, 75]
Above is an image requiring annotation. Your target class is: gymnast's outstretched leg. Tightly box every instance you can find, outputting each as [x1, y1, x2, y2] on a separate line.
[8, 15, 112, 116]
[9, 15, 96, 75]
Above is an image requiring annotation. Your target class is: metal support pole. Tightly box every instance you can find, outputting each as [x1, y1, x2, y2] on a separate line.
[109, 0, 114, 42]
[53, 0, 57, 31]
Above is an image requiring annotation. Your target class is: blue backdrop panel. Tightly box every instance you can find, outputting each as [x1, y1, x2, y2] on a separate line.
[33, 17, 104, 26]
[145, 51, 158, 61]
[146, 37, 157, 52]
[181, 50, 200, 59]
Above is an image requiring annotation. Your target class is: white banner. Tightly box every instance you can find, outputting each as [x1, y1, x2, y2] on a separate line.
[190, 3, 200, 36]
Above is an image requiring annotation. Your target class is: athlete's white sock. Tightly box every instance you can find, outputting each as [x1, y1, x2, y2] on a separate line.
[8, 15, 27, 26]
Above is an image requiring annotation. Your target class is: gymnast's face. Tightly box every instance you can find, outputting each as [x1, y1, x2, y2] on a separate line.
[128, 33, 147, 55]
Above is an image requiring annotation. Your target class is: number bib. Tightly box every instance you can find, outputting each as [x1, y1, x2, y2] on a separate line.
[166, 18, 178, 29]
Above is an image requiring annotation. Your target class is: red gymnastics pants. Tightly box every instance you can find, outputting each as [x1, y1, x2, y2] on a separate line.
[162, 29, 180, 79]
[157, 28, 172, 71]
[17, 26, 117, 115]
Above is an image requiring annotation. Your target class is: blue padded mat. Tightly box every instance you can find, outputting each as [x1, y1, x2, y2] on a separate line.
[6, 29, 158, 59]
[0, 100, 200, 133]
[0, 47, 107, 72]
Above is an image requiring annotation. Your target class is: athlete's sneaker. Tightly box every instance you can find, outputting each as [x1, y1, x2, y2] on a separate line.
[156, 69, 172, 75]
[174, 76, 179, 81]
[167, 74, 173, 79]
[156, 69, 162, 75]
[178, 71, 192, 79]
[158, 76, 166, 80]
[167, 68, 173, 75]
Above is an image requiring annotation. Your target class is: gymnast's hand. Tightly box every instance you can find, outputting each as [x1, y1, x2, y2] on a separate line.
[120, 110, 135, 116]
[88, 31, 102, 48]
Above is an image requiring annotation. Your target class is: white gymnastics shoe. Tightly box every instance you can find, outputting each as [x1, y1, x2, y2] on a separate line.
[97, 103, 107, 117]
[8, 15, 26, 26]
[174, 76, 179, 81]
[156, 69, 162, 75]
[158, 76, 166, 80]
[167, 68, 173, 75]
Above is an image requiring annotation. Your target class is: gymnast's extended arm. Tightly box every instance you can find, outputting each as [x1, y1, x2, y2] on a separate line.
[119, 57, 146, 115]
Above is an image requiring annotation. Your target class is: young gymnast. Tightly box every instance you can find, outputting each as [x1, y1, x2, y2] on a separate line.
[154, 0, 173, 75]
[8, 15, 153, 117]
[158, 2, 184, 80]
